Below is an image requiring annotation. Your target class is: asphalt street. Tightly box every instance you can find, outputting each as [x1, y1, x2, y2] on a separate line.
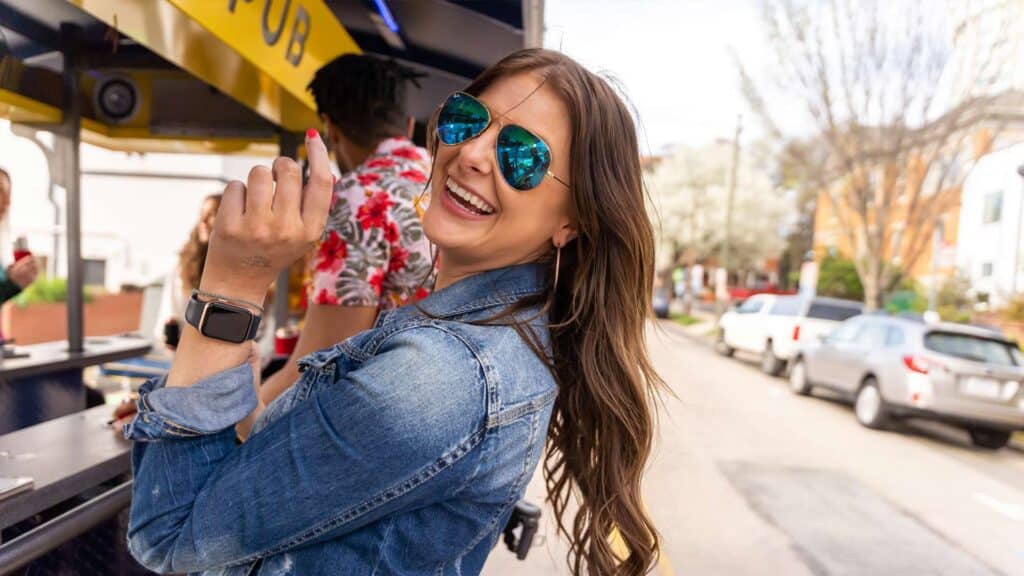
[483, 320, 1024, 575]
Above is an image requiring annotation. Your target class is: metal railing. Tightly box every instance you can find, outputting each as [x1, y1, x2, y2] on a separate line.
[0, 481, 132, 575]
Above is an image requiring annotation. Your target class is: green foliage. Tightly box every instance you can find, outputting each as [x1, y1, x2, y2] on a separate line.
[935, 275, 973, 323]
[13, 277, 93, 307]
[816, 256, 864, 301]
[884, 289, 928, 315]
[671, 313, 701, 326]
[1003, 297, 1024, 323]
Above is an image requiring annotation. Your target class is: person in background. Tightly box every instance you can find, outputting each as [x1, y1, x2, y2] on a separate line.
[153, 194, 221, 350]
[0, 168, 39, 310]
[153, 193, 274, 352]
[258, 54, 434, 405]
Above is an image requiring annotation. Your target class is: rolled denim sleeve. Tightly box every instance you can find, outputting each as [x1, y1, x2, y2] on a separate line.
[126, 326, 487, 574]
[124, 362, 258, 441]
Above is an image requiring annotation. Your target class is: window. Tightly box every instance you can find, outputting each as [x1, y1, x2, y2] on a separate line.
[807, 300, 864, 321]
[924, 332, 1022, 366]
[769, 296, 803, 316]
[983, 191, 1002, 224]
[885, 326, 906, 347]
[83, 259, 106, 287]
[828, 318, 863, 343]
[981, 262, 993, 277]
[857, 322, 889, 348]
[736, 297, 764, 314]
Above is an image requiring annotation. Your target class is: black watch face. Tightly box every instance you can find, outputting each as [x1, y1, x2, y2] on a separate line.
[200, 302, 253, 344]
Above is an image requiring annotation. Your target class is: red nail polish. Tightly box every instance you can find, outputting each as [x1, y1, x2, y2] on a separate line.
[306, 128, 318, 139]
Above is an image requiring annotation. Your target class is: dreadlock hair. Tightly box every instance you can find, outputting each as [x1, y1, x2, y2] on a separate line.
[308, 54, 424, 149]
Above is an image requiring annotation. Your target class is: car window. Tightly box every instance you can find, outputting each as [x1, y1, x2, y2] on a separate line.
[885, 325, 906, 347]
[806, 300, 863, 321]
[736, 297, 764, 314]
[857, 322, 889, 348]
[829, 318, 862, 343]
[923, 332, 1021, 366]
[769, 297, 803, 316]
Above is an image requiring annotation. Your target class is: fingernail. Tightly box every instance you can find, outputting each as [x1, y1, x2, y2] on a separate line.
[306, 128, 319, 139]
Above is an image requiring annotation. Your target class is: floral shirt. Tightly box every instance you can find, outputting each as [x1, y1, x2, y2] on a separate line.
[309, 137, 434, 309]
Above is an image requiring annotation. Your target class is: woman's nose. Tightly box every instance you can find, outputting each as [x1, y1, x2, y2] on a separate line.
[457, 125, 497, 177]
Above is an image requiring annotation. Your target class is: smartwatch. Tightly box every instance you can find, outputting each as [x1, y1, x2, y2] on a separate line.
[184, 294, 262, 344]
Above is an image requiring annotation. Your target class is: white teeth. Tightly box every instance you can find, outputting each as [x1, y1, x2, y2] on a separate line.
[446, 178, 494, 215]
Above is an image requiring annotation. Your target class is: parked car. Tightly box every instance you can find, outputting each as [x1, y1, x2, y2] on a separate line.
[789, 315, 1024, 449]
[716, 294, 864, 375]
[652, 287, 670, 319]
[727, 285, 797, 301]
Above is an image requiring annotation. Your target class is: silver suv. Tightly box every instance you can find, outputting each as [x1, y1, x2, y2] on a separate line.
[789, 314, 1024, 449]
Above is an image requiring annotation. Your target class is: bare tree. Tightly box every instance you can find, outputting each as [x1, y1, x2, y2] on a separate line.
[739, 0, 1018, 309]
[648, 141, 791, 290]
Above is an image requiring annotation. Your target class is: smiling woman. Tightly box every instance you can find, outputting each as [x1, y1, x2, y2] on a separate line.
[123, 48, 662, 576]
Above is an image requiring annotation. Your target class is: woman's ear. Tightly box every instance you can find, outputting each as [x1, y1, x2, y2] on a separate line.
[553, 223, 578, 248]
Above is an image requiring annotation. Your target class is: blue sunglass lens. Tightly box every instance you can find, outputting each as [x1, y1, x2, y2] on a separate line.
[437, 93, 489, 145]
[497, 125, 551, 191]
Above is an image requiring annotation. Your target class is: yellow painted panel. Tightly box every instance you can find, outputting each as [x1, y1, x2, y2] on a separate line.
[81, 118, 278, 155]
[166, 0, 360, 109]
[0, 89, 61, 123]
[67, 0, 320, 131]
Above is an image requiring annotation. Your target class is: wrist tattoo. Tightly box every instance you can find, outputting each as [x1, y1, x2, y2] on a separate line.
[241, 255, 273, 269]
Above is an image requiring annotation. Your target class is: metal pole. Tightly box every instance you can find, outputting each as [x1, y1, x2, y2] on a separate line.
[1014, 164, 1024, 298]
[59, 24, 84, 353]
[718, 116, 742, 316]
[928, 219, 943, 311]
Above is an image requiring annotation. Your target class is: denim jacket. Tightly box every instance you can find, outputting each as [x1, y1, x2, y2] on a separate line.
[125, 264, 557, 576]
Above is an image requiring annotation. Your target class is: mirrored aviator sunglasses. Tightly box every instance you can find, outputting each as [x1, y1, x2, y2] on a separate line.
[436, 92, 569, 191]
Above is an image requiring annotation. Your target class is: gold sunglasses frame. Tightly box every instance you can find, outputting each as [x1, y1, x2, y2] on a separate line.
[437, 91, 570, 189]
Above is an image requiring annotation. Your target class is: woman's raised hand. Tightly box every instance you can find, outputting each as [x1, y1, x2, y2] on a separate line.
[199, 130, 333, 304]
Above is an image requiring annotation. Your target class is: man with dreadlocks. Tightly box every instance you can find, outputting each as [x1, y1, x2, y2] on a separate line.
[258, 54, 434, 407]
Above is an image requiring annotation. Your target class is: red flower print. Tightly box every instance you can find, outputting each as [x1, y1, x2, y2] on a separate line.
[357, 172, 381, 186]
[392, 146, 422, 160]
[414, 287, 430, 301]
[357, 191, 395, 230]
[366, 157, 396, 169]
[384, 221, 400, 244]
[399, 169, 428, 184]
[315, 231, 347, 272]
[388, 245, 409, 273]
[314, 288, 338, 306]
[368, 269, 385, 296]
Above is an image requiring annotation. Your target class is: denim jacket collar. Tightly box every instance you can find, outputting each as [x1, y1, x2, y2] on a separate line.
[417, 263, 548, 320]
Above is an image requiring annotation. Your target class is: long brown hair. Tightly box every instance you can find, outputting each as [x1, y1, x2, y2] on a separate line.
[436, 49, 663, 575]
[178, 194, 221, 294]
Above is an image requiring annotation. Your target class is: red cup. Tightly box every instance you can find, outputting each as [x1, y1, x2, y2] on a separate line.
[13, 249, 31, 262]
[274, 327, 299, 355]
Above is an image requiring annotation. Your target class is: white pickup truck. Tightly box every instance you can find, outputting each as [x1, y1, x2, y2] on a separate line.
[716, 294, 864, 375]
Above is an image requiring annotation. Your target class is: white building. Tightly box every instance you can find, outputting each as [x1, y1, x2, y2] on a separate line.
[956, 142, 1024, 309]
[0, 120, 267, 293]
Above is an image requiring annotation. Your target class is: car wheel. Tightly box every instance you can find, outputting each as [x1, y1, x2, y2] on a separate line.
[715, 331, 735, 357]
[968, 427, 1011, 450]
[761, 343, 784, 376]
[788, 358, 813, 396]
[854, 378, 889, 429]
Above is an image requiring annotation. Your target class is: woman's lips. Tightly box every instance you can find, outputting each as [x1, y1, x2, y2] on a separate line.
[440, 183, 497, 221]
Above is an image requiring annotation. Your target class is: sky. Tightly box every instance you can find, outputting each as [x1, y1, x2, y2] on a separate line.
[544, 0, 771, 156]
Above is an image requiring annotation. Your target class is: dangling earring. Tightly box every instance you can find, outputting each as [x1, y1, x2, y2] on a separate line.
[553, 245, 562, 289]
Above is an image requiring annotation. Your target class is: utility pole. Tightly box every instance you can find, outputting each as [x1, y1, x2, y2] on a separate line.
[718, 116, 742, 316]
[1014, 164, 1024, 297]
